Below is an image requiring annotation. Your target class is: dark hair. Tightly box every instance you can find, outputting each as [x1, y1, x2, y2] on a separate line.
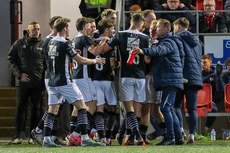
[158, 19, 171, 32]
[49, 16, 62, 29]
[173, 17, 190, 28]
[76, 17, 90, 32]
[142, 9, 155, 18]
[54, 18, 71, 32]
[97, 19, 115, 34]
[131, 13, 145, 24]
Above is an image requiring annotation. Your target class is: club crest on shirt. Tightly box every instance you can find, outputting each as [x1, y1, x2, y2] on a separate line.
[210, 77, 214, 81]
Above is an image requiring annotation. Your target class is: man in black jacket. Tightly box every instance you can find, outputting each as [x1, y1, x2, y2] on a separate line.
[8, 21, 45, 144]
[199, 0, 227, 45]
[155, 0, 195, 32]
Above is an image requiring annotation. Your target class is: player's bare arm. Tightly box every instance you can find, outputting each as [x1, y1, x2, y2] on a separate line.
[88, 37, 112, 56]
[73, 53, 106, 65]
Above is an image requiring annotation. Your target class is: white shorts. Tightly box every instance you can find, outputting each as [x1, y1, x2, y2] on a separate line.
[120, 77, 146, 103]
[145, 75, 162, 104]
[93, 81, 117, 106]
[45, 79, 63, 104]
[48, 82, 83, 105]
[73, 78, 97, 103]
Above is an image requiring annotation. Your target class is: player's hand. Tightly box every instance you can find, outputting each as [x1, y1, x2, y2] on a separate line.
[75, 49, 81, 54]
[216, 61, 223, 76]
[179, 3, 185, 8]
[100, 37, 110, 44]
[162, 3, 168, 9]
[21, 73, 30, 82]
[132, 47, 144, 55]
[96, 58, 106, 65]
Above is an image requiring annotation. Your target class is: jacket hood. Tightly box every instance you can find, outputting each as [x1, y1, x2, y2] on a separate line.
[24, 34, 42, 43]
[176, 31, 199, 47]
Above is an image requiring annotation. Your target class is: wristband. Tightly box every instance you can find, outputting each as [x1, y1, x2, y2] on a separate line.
[93, 59, 97, 64]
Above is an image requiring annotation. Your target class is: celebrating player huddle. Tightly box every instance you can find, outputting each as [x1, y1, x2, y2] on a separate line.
[28, 7, 192, 147]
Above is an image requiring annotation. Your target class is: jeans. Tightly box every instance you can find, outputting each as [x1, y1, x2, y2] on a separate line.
[160, 86, 181, 139]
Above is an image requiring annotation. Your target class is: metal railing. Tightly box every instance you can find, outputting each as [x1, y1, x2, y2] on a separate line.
[121, 1, 230, 37]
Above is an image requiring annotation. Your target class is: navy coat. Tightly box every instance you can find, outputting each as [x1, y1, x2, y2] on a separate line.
[176, 31, 203, 90]
[142, 32, 184, 90]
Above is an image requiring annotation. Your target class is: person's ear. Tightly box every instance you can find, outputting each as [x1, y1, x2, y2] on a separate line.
[105, 28, 109, 33]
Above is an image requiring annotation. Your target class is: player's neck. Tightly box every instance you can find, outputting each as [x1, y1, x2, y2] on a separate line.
[100, 33, 109, 37]
[56, 32, 66, 39]
[129, 26, 139, 31]
[80, 30, 89, 36]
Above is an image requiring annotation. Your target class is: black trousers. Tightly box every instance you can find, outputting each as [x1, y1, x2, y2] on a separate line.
[15, 86, 43, 138]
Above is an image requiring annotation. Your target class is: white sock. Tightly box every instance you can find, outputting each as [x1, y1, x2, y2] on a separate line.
[73, 131, 80, 137]
[51, 136, 56, 141]
[107, 138, 111, 143]
[81, 134, 89, 141]
[190, 134, 194, 140]
[35, 127, 42, 134]
[44, 136, 51, 142]
[125, 135, 130, 140]
[90, 128, 97, 135]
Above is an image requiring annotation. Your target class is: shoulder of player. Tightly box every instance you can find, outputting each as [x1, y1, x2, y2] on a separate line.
[74, 34, 91, 43]
[119, 29, 148, 37]
[52, 36, 67, 43]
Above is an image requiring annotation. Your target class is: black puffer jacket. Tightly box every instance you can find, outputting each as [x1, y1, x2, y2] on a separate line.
[8, 35, 45, 87]
[202, 68, 224, 103]
[199, 12, 227, 33]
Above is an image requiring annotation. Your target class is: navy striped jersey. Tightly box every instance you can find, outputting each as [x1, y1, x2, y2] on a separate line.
[46, 36, 77, 86]
[92, 37, 115, 81]
[43, 33, 55, 79]
[72, 33, 94, 79]
[107, 29, 149, 79]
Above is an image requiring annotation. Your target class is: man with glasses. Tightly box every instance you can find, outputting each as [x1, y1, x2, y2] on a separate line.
[199, 0, 227, 50]
[199, 0, 227, 34]
[155, 0, 195, 32]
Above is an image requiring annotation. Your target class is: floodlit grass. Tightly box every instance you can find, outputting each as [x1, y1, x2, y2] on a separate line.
[0, 140, 230, 153]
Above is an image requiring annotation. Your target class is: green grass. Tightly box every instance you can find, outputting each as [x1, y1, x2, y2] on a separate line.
[1, 140, 230, 153]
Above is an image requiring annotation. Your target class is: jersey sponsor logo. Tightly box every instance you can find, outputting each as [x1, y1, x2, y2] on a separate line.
[127, 37, 140, 65]
[127, 37, 140, 51]
[48, 45, 59, 57]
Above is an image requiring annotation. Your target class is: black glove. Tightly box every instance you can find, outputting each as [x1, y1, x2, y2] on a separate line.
[216, 62, 223, 76]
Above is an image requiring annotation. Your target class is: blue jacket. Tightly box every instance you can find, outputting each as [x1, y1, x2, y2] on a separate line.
[143, 32, 184, 90]
[176, 31, 203, 90]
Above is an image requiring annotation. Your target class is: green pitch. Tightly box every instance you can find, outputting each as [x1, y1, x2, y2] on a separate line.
[0, 140, 230, 153]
